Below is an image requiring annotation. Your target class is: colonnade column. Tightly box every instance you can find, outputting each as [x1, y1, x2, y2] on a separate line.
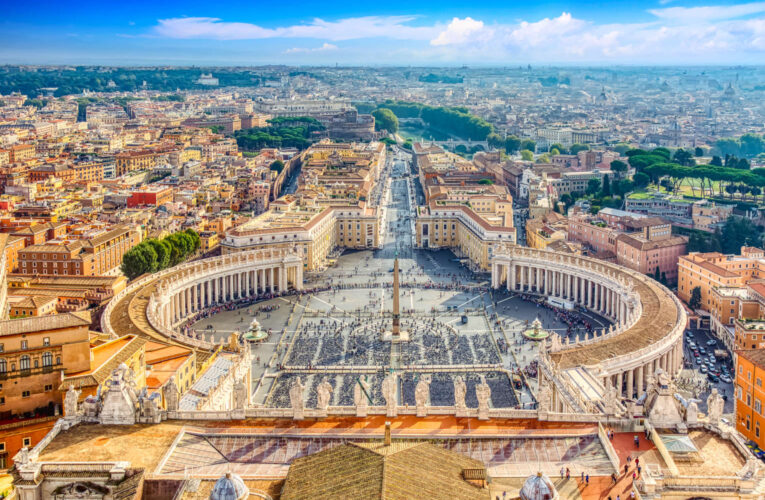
[626, 369, 634, 399]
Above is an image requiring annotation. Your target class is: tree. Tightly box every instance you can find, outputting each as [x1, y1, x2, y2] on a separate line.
[653, 266, 661, 282]
[689, 286, 702, 310]
[270, 160, 285, 173]
[520, 149, 534, 161]
[695, 147, 704, 157]
[487, 133, 504, 149]
[610, 160, 628, 174]
[146, 239, 171, 270]
[711, 155, 723, 166]
[478, 178, 494, 185]
[633, 172, 650, 188]
[504, 135, 521, 154]
[521, 140, 536, 153]
[550, 148, 560, 156]
[372, 108, 399, 134]
[586, 178, 601, 196]
[550, 143, 567, 154]
[601, 175, 611, 197]
[673, 148, 694, 166]
[570, 143, 589, 155]
[121, 243, 158, 280]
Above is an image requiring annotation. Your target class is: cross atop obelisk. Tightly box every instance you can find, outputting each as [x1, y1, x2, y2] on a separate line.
[392, 251, 401, 337]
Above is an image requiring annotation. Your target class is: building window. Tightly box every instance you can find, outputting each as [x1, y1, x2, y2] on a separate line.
[22, 437, 30, 447]
[44, 384, 52, 391]
[20, 340, 27, 350]
[20, 355, 30, 371]
[42, 352, 52, 367]
[21, 391, 30, 398]
[756, 399, 762, 414]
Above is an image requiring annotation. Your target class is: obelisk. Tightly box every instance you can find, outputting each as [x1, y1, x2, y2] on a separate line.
[392, 252, 401, 337]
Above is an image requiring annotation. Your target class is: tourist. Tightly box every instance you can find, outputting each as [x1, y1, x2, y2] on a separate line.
[585, 474, 589, 485]
[566, 467, 570, 480]
[634, 435, 640, 448]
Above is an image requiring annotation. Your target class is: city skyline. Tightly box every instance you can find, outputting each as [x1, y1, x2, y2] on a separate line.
[4, 0, 765, 65]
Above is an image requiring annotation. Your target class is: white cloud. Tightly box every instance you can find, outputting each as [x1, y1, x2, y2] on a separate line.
[150, 4, 765, 63]
[649, 1, 765, 21]
[430, 17, 489, 46]
[155, 16, 437, 41]
[285, 43, 338, 54]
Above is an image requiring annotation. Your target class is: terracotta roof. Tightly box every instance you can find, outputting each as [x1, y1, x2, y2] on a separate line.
[281, 441, 488, 500]
[0, 310, 90, 337]
[736, 349, 765, 368]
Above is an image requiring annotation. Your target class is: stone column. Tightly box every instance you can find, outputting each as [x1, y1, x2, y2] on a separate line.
[636, 365, 644, 397]
[627, 369, 634, 399]
[510, 264, 516, 291]
[566, 274, 571, 299]
[270, 267, 275, 294]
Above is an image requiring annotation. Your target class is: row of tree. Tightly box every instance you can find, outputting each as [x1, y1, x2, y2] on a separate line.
[234, 117, 325, 150]
[121, 229, 201, 280]
[715, 133, 765, 159]
[685, 217, 763, 254]
[373, 100, 494, 141]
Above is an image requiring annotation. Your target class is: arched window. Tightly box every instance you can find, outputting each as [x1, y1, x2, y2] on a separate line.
[42, 352, 52, 367]
[20, 355, 30, 371]
[0, 360, 6, 373]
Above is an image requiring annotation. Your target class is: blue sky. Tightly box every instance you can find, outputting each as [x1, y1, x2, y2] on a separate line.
[3, 0, 765, 65]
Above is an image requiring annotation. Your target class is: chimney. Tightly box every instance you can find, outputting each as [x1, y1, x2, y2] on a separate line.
[384, 421, 391, 446]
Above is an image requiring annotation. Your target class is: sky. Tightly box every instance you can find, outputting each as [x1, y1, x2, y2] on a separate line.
[3, 0, 765, 66]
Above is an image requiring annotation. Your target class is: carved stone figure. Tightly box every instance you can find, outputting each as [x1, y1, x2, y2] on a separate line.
[603, 383, 622, 416]
[64, 384, 81, 418]
[657, 369, 671, 389]
[536, 383, 552, 412]
[233, 379, 248, 410]
[707, 388, 724, 425]
[354, 377, 370, 417]
[381, 373, 398, 417]
[16, 447, 29, 466]
[686, 400, 699, 425]
[454, 376, 467, 412]
[164, 377, 179, 411]
[476, 376, 492, 420]
[415, 375, 431, 417]
[290, 377, 305, 420]
[316, 377, 333, 412]
[99, 365, 137, 425]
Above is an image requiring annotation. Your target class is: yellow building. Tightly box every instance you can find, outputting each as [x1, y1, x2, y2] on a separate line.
[415, 200, 516, 271]
[222, 196, 380, 272]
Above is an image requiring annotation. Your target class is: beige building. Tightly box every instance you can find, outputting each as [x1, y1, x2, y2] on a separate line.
[221, 196, 380, 272]
[416, 200, 516, 271]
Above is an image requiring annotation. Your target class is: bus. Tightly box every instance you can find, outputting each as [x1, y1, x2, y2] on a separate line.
[547, 296, 575, 311]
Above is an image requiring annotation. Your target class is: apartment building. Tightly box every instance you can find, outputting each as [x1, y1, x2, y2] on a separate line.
[17, 224, 141, 276]
[735, 349, 765, 450]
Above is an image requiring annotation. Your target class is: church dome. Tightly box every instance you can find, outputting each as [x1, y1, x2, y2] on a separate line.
[210, 472, 249, 500]
[519, 472, 558, 500]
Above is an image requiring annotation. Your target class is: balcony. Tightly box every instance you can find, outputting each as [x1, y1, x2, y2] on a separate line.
[0, 362, 62, 380]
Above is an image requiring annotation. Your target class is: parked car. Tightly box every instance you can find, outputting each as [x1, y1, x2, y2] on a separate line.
[708, 374, 720, 383]
[700, 366, 708, 373]
[707, 339, 717, 346]
[721, 375, 732, 383]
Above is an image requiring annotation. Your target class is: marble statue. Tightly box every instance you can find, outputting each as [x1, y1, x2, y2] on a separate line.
[537, 383, 552, 412]
[64, 384, 81, 418]
[316, 377, 333, 412]
[603, 383, 622, 416]
[657, 369, 671, 389]
[233, 379, 248, 410]
[381, 373, 398, 417]
[354, 377, 370, 417]
[686, 400, 699, 425]
[99, 364, 138, 425]
[454, 376, 467, 413]
[476, 376, 492, 420]
[16, 447, 29, 466]
[415, 375, 431, 417]
[290, 377, 305, 420]
[164, 377, 179, 412]
[707, 388, 724, 425]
